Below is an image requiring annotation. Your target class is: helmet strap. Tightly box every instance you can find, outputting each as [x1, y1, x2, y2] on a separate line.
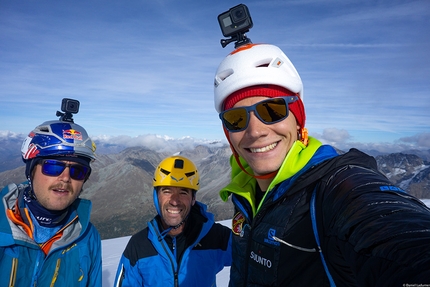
[223, 126, 278, 180]
[223, 126, 309, 179]
[25, 160, 38, 200]
[172, 218, 187, 230]
[157, 215, 188, 240]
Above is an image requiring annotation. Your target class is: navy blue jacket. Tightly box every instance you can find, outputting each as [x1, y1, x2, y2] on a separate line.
[222, 139, 430, 286]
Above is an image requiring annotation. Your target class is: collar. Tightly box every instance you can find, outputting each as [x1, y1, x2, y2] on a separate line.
[219, 137, 323, 216]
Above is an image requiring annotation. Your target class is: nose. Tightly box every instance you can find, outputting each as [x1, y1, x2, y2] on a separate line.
[58, 166, 72, 182]
[169, 192, 180, 205]
[245, 111, 268, 137]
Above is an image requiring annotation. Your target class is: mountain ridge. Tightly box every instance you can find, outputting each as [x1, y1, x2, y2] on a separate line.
[1, 140, 429, 239]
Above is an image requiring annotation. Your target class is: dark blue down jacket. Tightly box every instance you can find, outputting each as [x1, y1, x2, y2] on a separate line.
[221, 139, 430, 286]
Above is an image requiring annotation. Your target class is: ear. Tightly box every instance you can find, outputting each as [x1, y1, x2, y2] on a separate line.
[191, 190, 196, 206]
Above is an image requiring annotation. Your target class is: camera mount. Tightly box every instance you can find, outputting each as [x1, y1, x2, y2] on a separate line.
[56, 111, 74, 122]
[221, 32, 252, 49]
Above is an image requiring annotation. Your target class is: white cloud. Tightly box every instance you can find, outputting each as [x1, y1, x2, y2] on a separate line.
[93, 134, 226, 154]
[320, 128, 351, 143]
[399, 133, 430, 148]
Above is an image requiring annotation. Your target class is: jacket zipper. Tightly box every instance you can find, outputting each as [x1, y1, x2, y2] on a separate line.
[172, 237, 178, 287]
[239, 195, 275, 287]
[49, 258, 61, 287]
[150, 221, 179, 287]
[8, 257, 18, 287]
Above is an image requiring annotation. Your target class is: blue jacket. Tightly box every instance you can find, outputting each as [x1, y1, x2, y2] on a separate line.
[114, 201, 232, 287]
[0, 182, 102, 287]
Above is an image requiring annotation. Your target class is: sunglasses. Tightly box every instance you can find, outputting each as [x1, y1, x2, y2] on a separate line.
[40, 159, 90, 181]
[219, 96, 298, 132]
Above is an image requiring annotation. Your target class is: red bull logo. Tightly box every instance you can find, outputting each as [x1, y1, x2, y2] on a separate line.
[63, 129, 83, 140]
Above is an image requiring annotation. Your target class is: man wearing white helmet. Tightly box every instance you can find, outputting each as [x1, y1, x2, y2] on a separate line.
[214, 43, 430, 286]
[0, 104, 101, 286]
[114, 156, 232, 287]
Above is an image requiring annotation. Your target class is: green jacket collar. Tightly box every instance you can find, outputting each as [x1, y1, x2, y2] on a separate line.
[220, 137, 322, 216]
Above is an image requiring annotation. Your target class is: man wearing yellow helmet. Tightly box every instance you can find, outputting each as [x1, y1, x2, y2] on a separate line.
[114, 156, 232, 287]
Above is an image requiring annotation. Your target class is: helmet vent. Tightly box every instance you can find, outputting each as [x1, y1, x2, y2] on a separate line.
[174, 159, 184, 169]
[254, 57, 272, 68]
[217, 69, 234, 81]
[185, 171, 195, 177]
[160, 168, 170, 175]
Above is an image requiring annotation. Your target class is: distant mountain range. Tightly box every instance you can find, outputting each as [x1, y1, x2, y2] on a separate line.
[1, 134, 429, 239]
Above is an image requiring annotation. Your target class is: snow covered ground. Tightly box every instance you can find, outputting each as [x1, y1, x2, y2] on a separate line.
[102, 201, 430, 286]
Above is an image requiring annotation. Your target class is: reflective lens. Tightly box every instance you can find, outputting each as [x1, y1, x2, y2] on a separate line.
[219, 96, 298, 132]
[41, 159, 90, 181]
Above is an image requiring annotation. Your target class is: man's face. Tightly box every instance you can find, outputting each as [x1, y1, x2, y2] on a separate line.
[31, 161, 85, 211]
[157, 186, 195, 235]
[228, 96, 299, 178]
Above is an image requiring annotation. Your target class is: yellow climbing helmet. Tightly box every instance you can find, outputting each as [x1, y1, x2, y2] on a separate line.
[153, 156, 200, 191]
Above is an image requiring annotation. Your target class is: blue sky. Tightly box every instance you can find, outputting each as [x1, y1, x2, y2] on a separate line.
[1, 0, 429, 153]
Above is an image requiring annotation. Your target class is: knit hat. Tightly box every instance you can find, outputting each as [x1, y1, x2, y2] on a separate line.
[223, 85, 306, 129]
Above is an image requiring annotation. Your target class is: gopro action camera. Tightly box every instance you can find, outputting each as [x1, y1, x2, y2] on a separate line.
[218, 4, 253, 48]
[57, 98, 80, 122]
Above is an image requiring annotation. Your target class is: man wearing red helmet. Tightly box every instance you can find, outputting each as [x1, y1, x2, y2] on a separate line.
[0, 116, 101, 286]
[214, 43, 430, 286]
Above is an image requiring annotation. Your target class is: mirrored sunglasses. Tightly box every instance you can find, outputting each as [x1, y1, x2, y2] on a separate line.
[219, 96, 298, 132]
[40, 159, 90, 181]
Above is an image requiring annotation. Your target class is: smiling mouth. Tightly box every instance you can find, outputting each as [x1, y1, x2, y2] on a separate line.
[167, 209, 181, 214]
[249, 142, 278, 153]
[53, 188, 68, 193]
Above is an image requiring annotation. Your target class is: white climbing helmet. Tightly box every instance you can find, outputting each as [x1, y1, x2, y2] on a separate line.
[214, 43, 303, 113]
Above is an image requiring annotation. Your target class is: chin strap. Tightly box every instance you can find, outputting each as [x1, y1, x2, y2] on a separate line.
[158, 215, 188, 241]
[232, 151, 278, 179]
[26, 175, 38, 200]
[223, 127, 277, 179]
[172, 218, 186, 230]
